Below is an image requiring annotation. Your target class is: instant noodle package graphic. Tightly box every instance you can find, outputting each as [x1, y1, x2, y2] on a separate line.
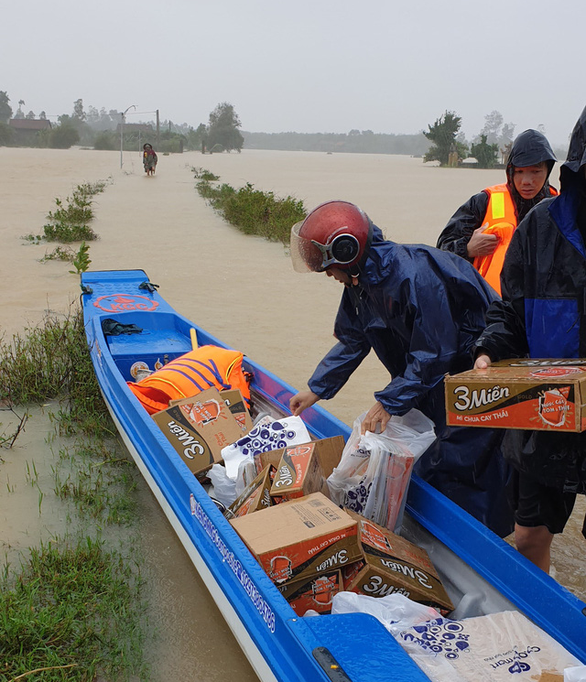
[445, 359, 586, 432]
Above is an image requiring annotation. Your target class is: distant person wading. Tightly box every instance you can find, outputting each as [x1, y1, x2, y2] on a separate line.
[143, 143, 158, 176]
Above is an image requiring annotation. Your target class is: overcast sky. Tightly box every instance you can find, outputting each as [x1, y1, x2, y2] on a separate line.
[2, 0, 584, 147]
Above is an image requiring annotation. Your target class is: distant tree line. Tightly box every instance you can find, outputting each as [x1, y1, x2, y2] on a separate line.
[242, 130, 430, 156]
[0, 90, 244, 155]
[0, 89, 568, 162]
[424, 109, 568, 168]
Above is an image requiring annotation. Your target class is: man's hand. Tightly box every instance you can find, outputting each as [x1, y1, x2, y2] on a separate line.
[361, 401, 392, 434]
[474, 353, 492, 370]
[467, 223, 499, 258]
[289, 390, 320, 416]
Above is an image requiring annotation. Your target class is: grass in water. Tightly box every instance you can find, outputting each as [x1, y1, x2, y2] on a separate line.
[0, 308, 110, 436]
[0, 307, 148, 679]
[0, 536, 147, 681]
[23, 179, 109, 247]
[193, 168, 306, 244]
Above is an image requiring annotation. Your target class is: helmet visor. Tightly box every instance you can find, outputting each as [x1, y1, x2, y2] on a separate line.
[290, 221, 324, 272]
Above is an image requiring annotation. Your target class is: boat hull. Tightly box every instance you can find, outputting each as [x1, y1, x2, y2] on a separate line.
[81, 269, 586, 680]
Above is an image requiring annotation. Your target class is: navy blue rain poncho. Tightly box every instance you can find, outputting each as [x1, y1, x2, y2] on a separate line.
[308, 226, 514, 536]
[475, 106, 586, 495]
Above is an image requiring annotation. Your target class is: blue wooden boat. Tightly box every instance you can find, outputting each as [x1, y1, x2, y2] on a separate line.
[81, 269, 586, 682]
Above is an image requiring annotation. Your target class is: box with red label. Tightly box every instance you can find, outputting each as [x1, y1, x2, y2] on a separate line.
[344, 509, 454, 615]
[220, 389, 253, 433]
[255, 435, 345, 500]
[152, 387, 244, 475]
[277, 570, 343, 615]
[270, 442, 325, 502]
[445, 359, 586, 432]
[230, 492, 362, 584]
[227, 464, 275, 518]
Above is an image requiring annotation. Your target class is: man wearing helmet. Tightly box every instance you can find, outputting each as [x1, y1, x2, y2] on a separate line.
[289, 200, 513, 537]
[436, 129, 557, 294]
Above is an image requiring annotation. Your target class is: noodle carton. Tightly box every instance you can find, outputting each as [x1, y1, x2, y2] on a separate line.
[344, 509, 454, 615]
[152, 387, 244, 475]
[277, 570, 343, 615]
[230, 492, 361, 584]
[227, 464, 275, 518]
[445, 359, 586, 432]
[270, 442, 325, 502]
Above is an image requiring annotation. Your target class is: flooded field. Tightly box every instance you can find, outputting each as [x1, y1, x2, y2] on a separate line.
[1, 146, 584, 679]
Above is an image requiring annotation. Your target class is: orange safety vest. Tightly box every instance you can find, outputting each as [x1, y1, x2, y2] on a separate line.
[127, 344, 251, 415]
[473, 184, 557, 295]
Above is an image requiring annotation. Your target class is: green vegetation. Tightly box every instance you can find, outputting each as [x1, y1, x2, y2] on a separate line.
[0, 310, 148, 679]
[0, 537, 146, 681]
[206, 102, 244, 153]
[470, 134, 499, 169]
[243, 129, 430, 156]
[424, 110, 468, 166]
[42, 182, 106, 243]
[69, 242, 92, 274]
[193, 168, 306, 243]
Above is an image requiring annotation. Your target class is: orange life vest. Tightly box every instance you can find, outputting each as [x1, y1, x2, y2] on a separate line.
[473, 184, 557, 295]
[127, 344, 251, 415]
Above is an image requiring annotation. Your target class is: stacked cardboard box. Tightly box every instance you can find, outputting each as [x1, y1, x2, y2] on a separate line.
[230, 492, 362, 584]
[152, 386, 246, 475]
[343, 509, 453, 615]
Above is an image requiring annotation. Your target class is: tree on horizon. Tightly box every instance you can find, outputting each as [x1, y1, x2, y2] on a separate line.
[423, 111, 467, 166]
[0, 91, 12, 123]
[206, 102, 244, 153]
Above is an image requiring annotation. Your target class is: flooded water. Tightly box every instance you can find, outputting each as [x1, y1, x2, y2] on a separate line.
[0, 147, 584, 679]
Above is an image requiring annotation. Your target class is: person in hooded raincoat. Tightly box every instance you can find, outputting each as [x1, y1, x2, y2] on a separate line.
[436, 129, 557, 295]
[143, 143, 158, 175]
[474, 108, 586, 573]
[289, 200, 514, 537]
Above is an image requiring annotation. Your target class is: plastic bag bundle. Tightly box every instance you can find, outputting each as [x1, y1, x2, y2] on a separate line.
[327, 409, 435, 532]
[221, 415, 311, 481]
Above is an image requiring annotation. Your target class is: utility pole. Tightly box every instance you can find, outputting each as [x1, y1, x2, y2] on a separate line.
[120, 104, 137, 169]
[156, 109, 160, 148]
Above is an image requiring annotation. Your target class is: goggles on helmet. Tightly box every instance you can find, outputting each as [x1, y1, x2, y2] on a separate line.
[290, 222, 360, 273]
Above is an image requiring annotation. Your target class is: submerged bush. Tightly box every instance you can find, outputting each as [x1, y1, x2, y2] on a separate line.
[195, 170, 306, 244]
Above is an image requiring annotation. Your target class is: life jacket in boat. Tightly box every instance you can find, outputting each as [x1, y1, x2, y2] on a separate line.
[127, 344, 251, 415]
[473, 183, 558, 295]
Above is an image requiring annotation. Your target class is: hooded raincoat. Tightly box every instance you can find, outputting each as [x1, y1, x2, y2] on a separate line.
[308, 226, 514, 536]
[475, 108, 586, 496]
[436, 129, 557, 262]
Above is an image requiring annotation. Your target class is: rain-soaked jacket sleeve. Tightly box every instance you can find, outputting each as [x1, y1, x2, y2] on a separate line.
[474, 222, 530, 361]
[309, 268, 463, 416]
[436, 191, 489, 261]
[371, 271, 461, 416]
[307, 290, 372, 399]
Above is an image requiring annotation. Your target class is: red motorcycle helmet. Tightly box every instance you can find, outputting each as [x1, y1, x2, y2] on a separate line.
[290, 201, 372, 273]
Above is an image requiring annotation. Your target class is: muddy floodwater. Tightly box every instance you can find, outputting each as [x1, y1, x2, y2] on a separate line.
[1, 147, 584, 679]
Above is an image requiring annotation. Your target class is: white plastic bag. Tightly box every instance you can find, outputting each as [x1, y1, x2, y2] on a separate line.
[206, 463, 238, 507]
[331, 591, 442, 637]
[327, 409, 435, 532]
[221, 415, 311, 481]
[565, 666, 586, 682]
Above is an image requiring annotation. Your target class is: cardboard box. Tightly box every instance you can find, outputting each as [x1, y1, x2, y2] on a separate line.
[230, 492, 362, 584]
[227, 465, 275, 518]
[220, 389, 253, 433]
[277, 570, 343, 615]
[152, 387, 244, 475]
[445, 359, 586, 432]
[255, 435, 345, 475]
[344, 509, 454, 615]
[270, 442, 325, 502]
